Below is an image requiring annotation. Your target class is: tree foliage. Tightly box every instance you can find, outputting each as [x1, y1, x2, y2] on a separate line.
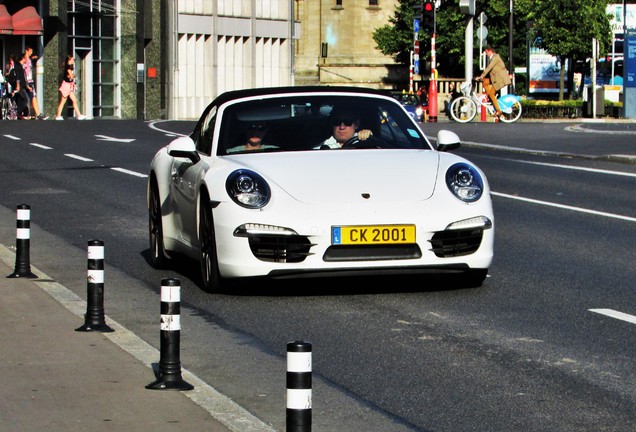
[529, 0, 612, 100]
[372, 0, 614, 99]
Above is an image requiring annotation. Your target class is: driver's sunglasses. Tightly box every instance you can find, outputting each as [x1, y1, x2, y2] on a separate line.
[331, 118, 355, 127]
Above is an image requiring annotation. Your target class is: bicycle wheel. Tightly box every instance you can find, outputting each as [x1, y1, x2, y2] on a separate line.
[449, 96, 477, 123]
[499, 99, 522, 123]
[0, 97, 9, 120]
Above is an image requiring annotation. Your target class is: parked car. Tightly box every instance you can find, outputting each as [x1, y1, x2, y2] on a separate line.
[391, 91, 428, 122]
[147, 86, 494, 292]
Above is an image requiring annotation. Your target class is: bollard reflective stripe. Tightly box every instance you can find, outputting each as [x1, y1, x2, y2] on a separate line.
[160, 314, 181, 331]
[286, 389, 312, 409]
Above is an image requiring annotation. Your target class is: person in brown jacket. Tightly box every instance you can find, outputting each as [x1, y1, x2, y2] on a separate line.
[476, 45, 511, 119]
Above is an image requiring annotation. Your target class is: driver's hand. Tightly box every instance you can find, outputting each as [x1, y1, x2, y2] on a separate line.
[358, 129, 373, 141]
[475, 76, 483, 81]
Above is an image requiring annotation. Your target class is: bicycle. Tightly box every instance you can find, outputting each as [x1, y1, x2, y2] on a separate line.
[449, 80, 522, 123]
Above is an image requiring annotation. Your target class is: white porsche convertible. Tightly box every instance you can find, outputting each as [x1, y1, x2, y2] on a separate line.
[148, 86, 494, 292]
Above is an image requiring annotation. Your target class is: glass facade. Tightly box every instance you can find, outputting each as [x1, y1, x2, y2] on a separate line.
[67, 0, 119, 118]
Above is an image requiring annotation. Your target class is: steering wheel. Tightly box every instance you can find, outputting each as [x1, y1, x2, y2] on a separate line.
[341, 136, 360, 148]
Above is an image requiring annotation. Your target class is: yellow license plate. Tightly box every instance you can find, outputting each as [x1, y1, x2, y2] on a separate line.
[331, 225, 416, 245]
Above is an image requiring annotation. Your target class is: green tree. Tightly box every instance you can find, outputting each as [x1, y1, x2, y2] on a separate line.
[372, 0, 423, 67]
[529, 0, 612, 100]
[373, 1, 532, 83]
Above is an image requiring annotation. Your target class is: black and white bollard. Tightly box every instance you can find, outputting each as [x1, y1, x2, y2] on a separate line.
[8, 204, 37, 279]
[286, 340, 312, 432]
[146, 278, 193, 390]
[76, 240, 113, 332]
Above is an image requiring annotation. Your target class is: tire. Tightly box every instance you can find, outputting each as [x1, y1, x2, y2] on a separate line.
[199, 191, 223, 293]
[448, 269, 488, 289]
[148, 178, 168, 269]
[499, 99, 522, 123]
[449, 96, 477, 123]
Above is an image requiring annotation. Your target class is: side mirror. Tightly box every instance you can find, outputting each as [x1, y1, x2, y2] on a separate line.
[168, 136, 201, 163]
[436, 130, 460, 152]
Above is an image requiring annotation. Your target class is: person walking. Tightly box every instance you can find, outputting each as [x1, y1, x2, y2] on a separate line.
[22, 47, 47, 120]
[55, 55, 86, 120]
[21, 49, 47, 120]
[3, 55, 19, 120]
[475, 45, 511, 120]
[12, 53, 31, 119]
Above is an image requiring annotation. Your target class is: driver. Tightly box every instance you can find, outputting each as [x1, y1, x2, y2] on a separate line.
[316, 107, 372, 149]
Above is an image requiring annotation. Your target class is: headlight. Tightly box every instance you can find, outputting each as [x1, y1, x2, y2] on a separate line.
[416, 107, 424, 116]
[446, 163, 483, 202]
[226, 169, 271, 208]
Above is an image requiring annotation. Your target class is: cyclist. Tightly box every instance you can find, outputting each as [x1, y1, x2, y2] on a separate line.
[475, 45, 511, 120]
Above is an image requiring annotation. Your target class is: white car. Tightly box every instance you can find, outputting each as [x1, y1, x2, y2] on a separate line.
[148, 86, 494, 292]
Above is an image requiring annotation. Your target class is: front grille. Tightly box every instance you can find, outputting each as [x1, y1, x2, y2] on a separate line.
[323, 244, 422, 262]
[430, 228, 483, 257]
[247, 235, 314, 262]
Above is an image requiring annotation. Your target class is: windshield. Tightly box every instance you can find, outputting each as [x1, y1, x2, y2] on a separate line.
[216, 95, 430, 155]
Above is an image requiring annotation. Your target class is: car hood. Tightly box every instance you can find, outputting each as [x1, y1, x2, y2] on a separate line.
[224, 149, 442, 204]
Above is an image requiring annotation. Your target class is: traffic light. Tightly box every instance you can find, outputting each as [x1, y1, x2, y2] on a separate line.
[422, 0, 435, 35]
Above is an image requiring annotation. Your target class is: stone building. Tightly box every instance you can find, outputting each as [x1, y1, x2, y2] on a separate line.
[0, 0, 403, 121]
[294, 0, 403, 89]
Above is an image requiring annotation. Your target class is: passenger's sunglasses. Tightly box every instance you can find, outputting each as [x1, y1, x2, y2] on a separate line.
[331, 118, 355, 127]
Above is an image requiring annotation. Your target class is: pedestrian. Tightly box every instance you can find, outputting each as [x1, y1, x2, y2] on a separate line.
[12, 52, 31, 119]
[55, 55, 86, 120]
[3, 55, 19, 120]
[22, 47, 47, 120]
[475, 45, 511, 120]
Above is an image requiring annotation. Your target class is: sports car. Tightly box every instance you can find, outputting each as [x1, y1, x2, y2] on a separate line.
[147, 86, 494, 292]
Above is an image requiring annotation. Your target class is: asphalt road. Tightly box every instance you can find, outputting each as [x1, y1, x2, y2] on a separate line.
[1, 119, 635, 431]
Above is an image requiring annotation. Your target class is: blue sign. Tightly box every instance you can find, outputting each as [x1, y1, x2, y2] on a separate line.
[413, 19, 420, 33]
[414, 59, 420, 75]
[626, 35, 636, 88]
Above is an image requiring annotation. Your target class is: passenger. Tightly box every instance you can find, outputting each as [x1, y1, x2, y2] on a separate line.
[227, 123, 278, 153]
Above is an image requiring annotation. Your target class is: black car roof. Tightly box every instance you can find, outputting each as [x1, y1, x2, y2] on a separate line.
[211, 86, 388, 106]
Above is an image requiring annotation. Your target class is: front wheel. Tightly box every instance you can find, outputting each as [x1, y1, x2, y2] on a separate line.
[199, 191, 223, 293]
[148, 178, 168, 269]
[499, 99, 522, 123]
[449, 96, 477, 123]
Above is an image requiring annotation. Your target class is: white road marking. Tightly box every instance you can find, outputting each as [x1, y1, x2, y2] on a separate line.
[30, 143, 52, 149]
[505, 158, 636, 178]
[491, 192, 636, 223]
[64, 153, 93, 162]
[95, 134, 136, 143]
[566, 124, 636, 135]
[2, 135, 20, 140]
[111, 167, 148, 178]
[589, 309, 636, 325]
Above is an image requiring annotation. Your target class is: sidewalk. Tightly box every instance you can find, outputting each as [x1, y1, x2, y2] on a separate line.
[0, 244, 275, 432]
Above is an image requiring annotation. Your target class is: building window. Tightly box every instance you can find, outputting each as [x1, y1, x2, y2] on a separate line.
[369, 0, 378, 5]
[336, 0, 342, 6]
[67, 0, 119, 118]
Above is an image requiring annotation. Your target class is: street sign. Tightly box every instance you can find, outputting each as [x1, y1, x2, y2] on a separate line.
[414, 59, 420, 75]
[413, 19, 420, 34]
[478, 25, 488, 42]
